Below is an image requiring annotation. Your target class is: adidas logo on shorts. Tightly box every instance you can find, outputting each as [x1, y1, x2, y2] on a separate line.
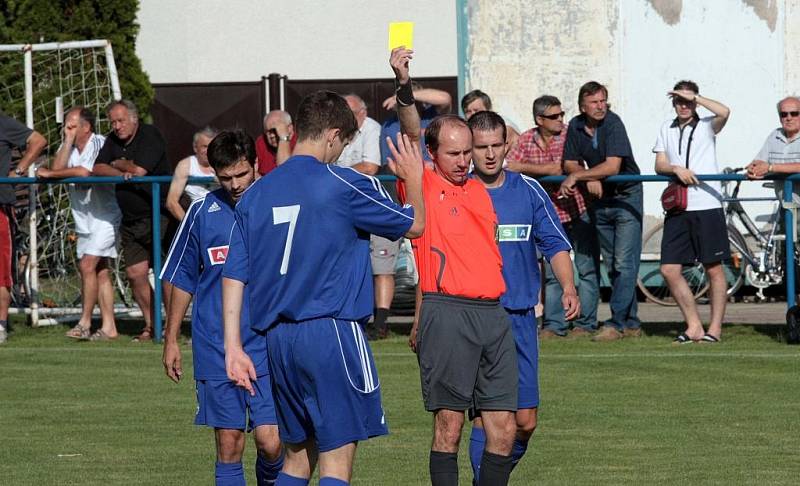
[207, 201, 221, 213]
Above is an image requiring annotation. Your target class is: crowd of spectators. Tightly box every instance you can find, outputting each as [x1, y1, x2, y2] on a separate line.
[0, 82, 799, 346]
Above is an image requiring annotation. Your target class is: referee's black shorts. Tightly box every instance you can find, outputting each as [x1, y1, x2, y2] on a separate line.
[416, 293, 518, 413]
[661, 208, 730, 265]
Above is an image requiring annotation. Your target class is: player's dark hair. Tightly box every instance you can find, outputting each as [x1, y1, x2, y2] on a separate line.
[207, 129, 256, 171]
[69, 106, 95, 132]
[295, 90, 358, 143]
[461, 89, 493, 115]
[673, 80, 699, 94]
[578, 81, 608, 107]
[467, 110, 506, 141]
[425, 114, 469, 154]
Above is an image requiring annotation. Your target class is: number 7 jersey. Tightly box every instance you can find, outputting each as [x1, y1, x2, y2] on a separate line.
[222, 155, 415, 331]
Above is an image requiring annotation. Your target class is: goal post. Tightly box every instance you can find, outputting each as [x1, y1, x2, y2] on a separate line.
[0, 39, 122, 326]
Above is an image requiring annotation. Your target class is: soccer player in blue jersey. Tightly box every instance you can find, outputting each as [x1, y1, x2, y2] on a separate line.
[466, 111, 581, 484]
[161, 129, 283, 486]
[222, 91, 426, 486]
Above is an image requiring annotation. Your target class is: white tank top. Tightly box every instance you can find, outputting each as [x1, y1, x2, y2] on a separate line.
[184, 155, 219, 202]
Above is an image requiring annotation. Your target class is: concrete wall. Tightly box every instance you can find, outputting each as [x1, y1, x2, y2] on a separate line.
[467, 0, 800, 219]
[135, 0, 459, 83]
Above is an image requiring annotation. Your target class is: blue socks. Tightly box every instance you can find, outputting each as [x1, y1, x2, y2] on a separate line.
[319, 478, 349, 486]
[256, 453, 285, 485]
[215, 461, 246, 486]
[511, 438, 529, 468]
[469, 425, 486, 484]
[276, 472, 309, 486]
[469, 425, 531, 484]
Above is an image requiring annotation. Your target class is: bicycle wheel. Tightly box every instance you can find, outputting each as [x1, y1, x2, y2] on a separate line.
[637, 221, 709, 305]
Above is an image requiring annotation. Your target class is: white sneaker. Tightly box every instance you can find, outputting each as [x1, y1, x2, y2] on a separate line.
[0, 326, 6, 344]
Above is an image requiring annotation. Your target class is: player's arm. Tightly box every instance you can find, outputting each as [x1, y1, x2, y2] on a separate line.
[222, 277, 256, 396]
[386, 132, 425, 238]
[166, 158, 191, 220]
[549, 251, 580, 321]
[163, 286, 192, 383]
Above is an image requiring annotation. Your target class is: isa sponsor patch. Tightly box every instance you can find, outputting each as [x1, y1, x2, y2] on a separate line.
[497, 224, 531, 242]
[207, 245, 229, 265]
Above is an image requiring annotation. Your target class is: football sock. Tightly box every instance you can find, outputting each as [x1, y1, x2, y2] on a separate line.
[469, 425, 486, 484]
[256, 452, 284, 485]
[374, 307, 390, 332]
[215, 461, 245, 486]
[275, 472, 309, 486]
[430, 450, 458, 486]
[510, 438, 529, 469]
[319, 478, 349, 486]
[477, 451, 513, 486]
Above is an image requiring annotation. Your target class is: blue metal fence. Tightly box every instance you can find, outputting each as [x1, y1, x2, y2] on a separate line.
[3, 172, 799, 342]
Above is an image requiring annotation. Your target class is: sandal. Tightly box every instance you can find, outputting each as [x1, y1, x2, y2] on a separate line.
[673, 332, 695, 344]
[131, 327, 153, 343]
[66, 324, 91, 340]
[700, 333, 720, 343]
[89, 329, 117, 342]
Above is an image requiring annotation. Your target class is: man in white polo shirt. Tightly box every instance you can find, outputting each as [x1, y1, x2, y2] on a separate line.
[746, 96, 800, 204]
[653, 80, 731, 344]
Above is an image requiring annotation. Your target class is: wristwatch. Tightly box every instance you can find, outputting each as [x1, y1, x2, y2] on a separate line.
[14, 167, 24, 176]
[278, 135, 291, 143]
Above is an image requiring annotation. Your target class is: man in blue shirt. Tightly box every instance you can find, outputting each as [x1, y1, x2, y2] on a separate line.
[559, 81, 644, 342]
[161, 129, 283, 486]
[222, 91, 425, 486]
[466, 110, 580, 484]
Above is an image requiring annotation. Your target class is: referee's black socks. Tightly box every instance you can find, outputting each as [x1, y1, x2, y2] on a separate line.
[478, 451, 513, 486]
[430, 450, 458, 486]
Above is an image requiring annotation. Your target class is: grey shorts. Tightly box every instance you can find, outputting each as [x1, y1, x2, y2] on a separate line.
[416, 293, 518, 413]
[370, 235, 401, 275]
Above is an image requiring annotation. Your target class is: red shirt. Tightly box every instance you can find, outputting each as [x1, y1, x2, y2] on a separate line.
[255, 133, 297, 176]
[399, 168, 505, 299]
[506, 126, 586, 223]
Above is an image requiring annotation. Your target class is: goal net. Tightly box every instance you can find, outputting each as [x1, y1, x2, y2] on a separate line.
[0, 40, 130, 323]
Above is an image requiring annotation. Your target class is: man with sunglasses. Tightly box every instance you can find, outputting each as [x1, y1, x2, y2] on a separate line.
[506, 95, 600, 339]
[746, 97, 800, 206]
[559, 81, 643, 342]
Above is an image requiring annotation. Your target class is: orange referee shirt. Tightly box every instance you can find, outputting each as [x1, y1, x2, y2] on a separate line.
[399, 167, 505, 299]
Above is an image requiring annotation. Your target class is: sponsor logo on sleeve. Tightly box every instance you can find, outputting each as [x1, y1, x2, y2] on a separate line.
[497, 224, 531, 242]
[207, 245, 229, 265]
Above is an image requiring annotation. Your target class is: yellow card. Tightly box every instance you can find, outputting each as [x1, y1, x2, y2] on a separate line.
[389, 22, 414, 50]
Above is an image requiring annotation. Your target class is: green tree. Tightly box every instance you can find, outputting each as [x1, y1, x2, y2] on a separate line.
[0, 0, 153, 114]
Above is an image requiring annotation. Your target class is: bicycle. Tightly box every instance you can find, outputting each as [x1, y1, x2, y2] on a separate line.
[637, 168, 789, 305]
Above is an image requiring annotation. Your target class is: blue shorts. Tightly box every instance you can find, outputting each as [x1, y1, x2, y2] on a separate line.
[267, 317, 389, 452]
[508, 309, 540, 409]
[195, 374, 277, 431]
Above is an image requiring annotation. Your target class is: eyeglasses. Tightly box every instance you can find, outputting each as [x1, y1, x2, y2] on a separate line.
[780, 111, 800, 119]
[538, 111, 565, 120]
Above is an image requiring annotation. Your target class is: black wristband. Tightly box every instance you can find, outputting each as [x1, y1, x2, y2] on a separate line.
[395, 80, 415, 107]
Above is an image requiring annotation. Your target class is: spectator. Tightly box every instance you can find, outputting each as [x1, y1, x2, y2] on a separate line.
[746, 96, 800, 205]
[336, 93, 398, 339]
[507, 95, 600, 338]
[461, 89, 521, 150]
[0, 114, 47, 344]
[655, 81, 731, 343]
[38, 107, 122, 341]
[166, 127, 220, 221]
[559, 81, 643, 342]
[93, 99, 172, 342]
[379, 80, 451, 165]
[255, 110, 295, 176]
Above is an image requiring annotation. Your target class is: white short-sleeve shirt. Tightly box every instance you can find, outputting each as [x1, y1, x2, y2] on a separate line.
[755, 128, 800, 204]
[336, 116, 381, 169]
[653, 116, 722, 211]
[67, 133, 122, 235]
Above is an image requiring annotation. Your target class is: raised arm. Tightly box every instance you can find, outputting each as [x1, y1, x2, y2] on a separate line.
[386, 133, 425, 238]
[389, 47, 422, 147]
[670, 89, 730, 134]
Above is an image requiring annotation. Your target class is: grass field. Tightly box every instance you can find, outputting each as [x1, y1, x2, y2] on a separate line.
[1, 320, 799, 485]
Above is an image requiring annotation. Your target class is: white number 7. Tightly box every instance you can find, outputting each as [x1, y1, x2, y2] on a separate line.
[273, 205, 300, 275]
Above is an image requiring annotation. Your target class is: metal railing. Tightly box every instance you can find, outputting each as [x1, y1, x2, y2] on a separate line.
[3, 172, 798, 343]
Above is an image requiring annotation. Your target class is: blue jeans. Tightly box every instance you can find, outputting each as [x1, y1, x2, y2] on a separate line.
[594, 184, 643, 330]
[543, 211, 600, 335]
